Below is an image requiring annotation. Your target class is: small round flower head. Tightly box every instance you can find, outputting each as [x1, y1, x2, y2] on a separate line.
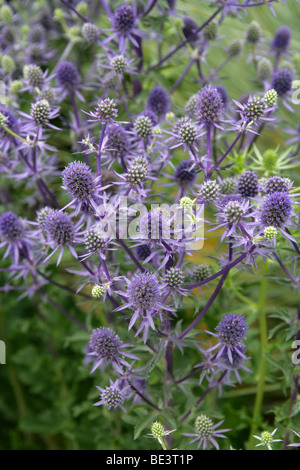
[81, 22, 99, 42]
[175, 161, 197, 187]
[126, 156, 148, 186]
[265, 176, 289, 194]
[263, 226, 277, 240]
[198, 180, 220, 204]
[238, 170, 259, 198]
[196, 85, 224, 125]
[203, 21, 218, 41]
[113, 4, 135, 34]
[0, 106, 17, 135]
[142, 109, 159, 127]
[177, 119, 198, 145]
[10, 80, 23, 94]
[84, 226, 107, 253]
[272, 26, 291, 52]
[228, 38, 243, 57]
[151, 422, 166, 440]
[56, 61, 79, 88]
[94, 380, 127, 411]
[180, 196, 195, 210]
[90, 327, 122, 364]
[91, 284, 106, 299]
[260, 191, 292, 228]
[36, 207, 54, 230]
[38, 88, 56, 106]
[0, 4, 14, 24]
[111, 55, 127, 74]
[164, 267, 185, 289]
[220, 177, 237, 195]
[134, 114, 153, 138]
[44, 210, 75, 246]
[147, 86, 169, 118]
[106, 124, 130, 158]
[128, 272, 160, 312]
[242, 96, 266, 122]
[27, 44, 45, 64]
[254, 429, 282, 450]
[182, 17, 198, 42]
[183, 414, 230, 450]
[192, 263, 212, 282]
[246, 21, 261, 44]
[223, 200, 244, 225]
[2, 55, 15, 73]
[185, 93, 198, 117]
[94, 98, 118, 122]
[257, 58, 273, 82]
[136, 244, 151, 261]
[62, 161, 96, 201]
[28, 24, 45, 43]
[31, 99, 51, 126]
[271, 68, 293, 96]
[0, 211, 23, 241]
[76, 1, 88, 16]
[215, 313, 248, 360]
[263, 90, 277, 110]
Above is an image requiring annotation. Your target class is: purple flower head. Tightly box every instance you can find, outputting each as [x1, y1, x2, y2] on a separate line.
[56, 61, 79, 89]
[106, 124, 130, 159]
[136, 244, 151, 261]
[147, 86, 169, 118]
[196, 85, 224, 126]
[183, 415, 230, 450]
[134, 114, 153, 139]
[113, 4, 135, 34]
[217, 344, 251, 384]
[175, 160, 197, 187]
[128, 272, 161, 312]
[0, 211, 23, 242]
[272, 26, 291, 52]
[94, 379, 129, 412]
[87, 327, 138, 373]
[84, 225, 109, 258]
[62, 161, 96, 203]
[215, 85, 228, 108]
[238, 170, 259, 198]
[36, 207, 55, 231]
[208, 313, 248, 364]
[141, 109, 159, 127]
[44, 210, 75, 246]
[271, 68, 293, 96]
[265, 176, 290, 194]
[260, 191, 292, 228]
[182, 17, 198, 42]
[0, 106, 18, 137]
[198, 180, 220, 205]
[91, 98, 118, 123]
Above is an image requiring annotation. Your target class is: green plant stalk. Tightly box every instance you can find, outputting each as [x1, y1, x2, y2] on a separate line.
[248, 259, 269, 450]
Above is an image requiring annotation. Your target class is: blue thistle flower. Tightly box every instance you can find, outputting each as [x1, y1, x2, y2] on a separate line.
[62, 161, 97, 212]
[182, 17, 198, 43]
[271, 68, 293, 96]
[94, 379, 129, 412]
[265, 176, 290, 194]
[113, 4, 135, 34]
[208, 313, 248, 363]
[183, 415, 230, 450]
[196, 85, 224, 127]
[136, 244, 151, 261]
[147, 86, 169, 118]
[56, 61, 79, 89]
[44, 210, 75, 247]
[106, 124, 130, 160]
[87, 327, 138, 373]
[272, 26, 291, 52]
[128, 272, 161, 312]
[175, 161, 197, 187]
[260, 191, 292, 228]
[238, 170, 259, 198]
[0, 211, 23, 242]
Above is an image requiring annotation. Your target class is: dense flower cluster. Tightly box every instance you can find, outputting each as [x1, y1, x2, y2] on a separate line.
[0, 0, 299, 452]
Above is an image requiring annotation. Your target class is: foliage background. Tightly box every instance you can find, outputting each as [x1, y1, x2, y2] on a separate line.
[0, 0, 300, 450]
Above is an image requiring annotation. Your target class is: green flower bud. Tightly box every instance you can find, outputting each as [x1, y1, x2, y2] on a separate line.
[264, 89, 278, 107]
[0, 5, 13, 24]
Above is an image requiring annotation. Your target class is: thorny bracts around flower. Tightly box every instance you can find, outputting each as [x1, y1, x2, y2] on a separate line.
[0, 0, 299, 452]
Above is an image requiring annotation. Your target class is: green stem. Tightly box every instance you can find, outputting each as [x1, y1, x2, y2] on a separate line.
[2, 124, 29, 144]
[248, 259, 269, 449]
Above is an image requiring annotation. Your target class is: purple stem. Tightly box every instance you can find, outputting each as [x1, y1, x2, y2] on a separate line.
[213, 132, 242, 169]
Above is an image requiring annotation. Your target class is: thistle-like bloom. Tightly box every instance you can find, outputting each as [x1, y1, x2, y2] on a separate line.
[62, 161, 99, 214]
[83, 224, 109, 260]
[196, 85, 224, 128]
[253, 429, 282, 450]
[198, 180, 221, 204]
[264, 176, 290, 194]
[87, 327, 138, 373]
[192, 263, 212, 282]
[106, 4, 145, 52]
[217, 344, 251, 384]
[94, 379, 129, 412]
[237, 170, 259, 198]
[207, 313, 248, 363]
[146, 421, 176, 447]
[0, 211, 32, 263]
[56, 61, 79, 89]
[271, 26, 291, 53]
[214, 197, 254, 240]
[116, 272, 172, 342]
[88, 98, 118, 123]
[147, 86, 169, 118]
[174, 160, 198, 187]
[82, 22, 99, 43]
[136, 244, 151, 261]
[183, 415, 230, 450]
[43, 210, 80, 265]
[259, 191, 293, 229]
[271, 68, 293, 96]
